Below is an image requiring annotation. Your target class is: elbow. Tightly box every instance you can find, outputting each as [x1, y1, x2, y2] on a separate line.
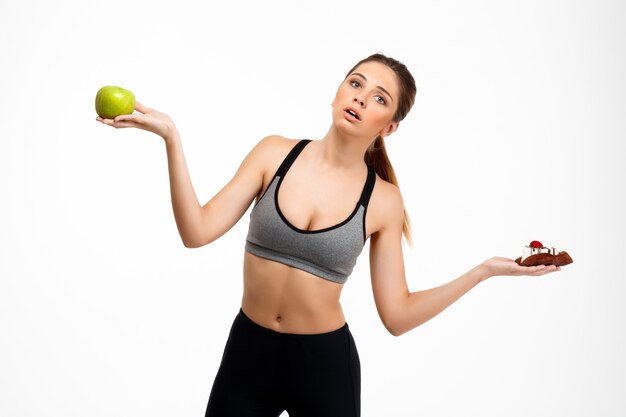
[386, 319, 428, 337]
[381, 316, 408, 337]
[183, 239, 199, 248]
[182, 234, 217, 248]
[386, 324, 407, 337]
[182, 236, 207, 248]
[381, 310, 425, 337]
[180, 226, 213, 248]
[389, 329, 404, 337]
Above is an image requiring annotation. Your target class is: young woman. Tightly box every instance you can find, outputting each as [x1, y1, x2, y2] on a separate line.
[97, 53, 560, 417]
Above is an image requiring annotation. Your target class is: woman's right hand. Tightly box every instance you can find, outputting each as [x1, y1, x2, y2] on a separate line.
[96, 102, 176, 141]
[481, 256, 561, 280]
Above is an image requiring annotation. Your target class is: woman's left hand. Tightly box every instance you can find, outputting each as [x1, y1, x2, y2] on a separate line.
[481, 256, 561, 279]
[96, 102, 176, 141]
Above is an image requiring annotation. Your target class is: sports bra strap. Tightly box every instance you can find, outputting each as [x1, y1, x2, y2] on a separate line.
[275, 139, 312, 178]
[358, 165, 376, 208]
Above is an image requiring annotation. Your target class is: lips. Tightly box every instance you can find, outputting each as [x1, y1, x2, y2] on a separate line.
[343, 107, 361, 121]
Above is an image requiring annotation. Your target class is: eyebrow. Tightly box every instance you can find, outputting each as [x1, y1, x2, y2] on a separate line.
[351, 72, 394, 102]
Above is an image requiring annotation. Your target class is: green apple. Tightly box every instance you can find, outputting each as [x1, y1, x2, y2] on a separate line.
[95, 85, 135, 119]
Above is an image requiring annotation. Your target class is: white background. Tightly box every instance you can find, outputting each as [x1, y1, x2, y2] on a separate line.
[1, 1, 625, 416]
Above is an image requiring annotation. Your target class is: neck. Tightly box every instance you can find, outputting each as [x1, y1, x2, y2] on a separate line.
[316, 125, 374, 171]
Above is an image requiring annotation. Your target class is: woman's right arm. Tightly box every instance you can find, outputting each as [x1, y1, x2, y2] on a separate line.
[97, 102, 274, 248]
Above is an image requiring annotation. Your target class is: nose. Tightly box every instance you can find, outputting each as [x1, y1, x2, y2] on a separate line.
[353, 97, 365, 107]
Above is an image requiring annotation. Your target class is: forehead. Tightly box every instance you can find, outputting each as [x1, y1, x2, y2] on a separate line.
[349, 61, 399, 98]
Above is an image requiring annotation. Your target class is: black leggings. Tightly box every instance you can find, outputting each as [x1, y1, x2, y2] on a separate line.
[205, 309, 361, 417]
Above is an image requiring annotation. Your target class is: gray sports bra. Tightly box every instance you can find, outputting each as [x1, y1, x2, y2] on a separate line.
[245, 139, 376, 284]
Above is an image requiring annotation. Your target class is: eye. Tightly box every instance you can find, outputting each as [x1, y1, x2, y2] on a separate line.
[375, 95, 386, 105]
[350, 80, 361, 88]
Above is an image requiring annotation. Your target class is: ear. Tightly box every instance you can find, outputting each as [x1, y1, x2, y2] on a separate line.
[380, 121, 399, 138]
[331, 91, 339, 108]
[331, 83, 343, 107]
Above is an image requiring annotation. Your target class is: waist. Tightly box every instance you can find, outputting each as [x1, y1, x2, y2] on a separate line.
[242, 251, 346, 334]
[236, 308, 349, 338]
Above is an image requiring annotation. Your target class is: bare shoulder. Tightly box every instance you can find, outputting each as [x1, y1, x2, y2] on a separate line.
[247, 135, 301, 167]
[240, 135, 303, 194]
[368, 175, 405, 234]
[237, 135, 295, 171]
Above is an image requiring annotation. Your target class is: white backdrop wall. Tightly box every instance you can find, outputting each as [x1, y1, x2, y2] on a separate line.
[1, 1, 624, 416]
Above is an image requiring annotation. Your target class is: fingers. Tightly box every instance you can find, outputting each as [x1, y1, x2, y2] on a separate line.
[504, 262, 553, 276]
[542, 265, 561, 274]
[525, 264, 547, 275]
[96, 117, 115, 126]
[95, 114, 140, 129]
[524, 264, 560, 276]
[96, 114, 138, 125]
[135, 101, 150, 114]
[114, 113, 140, 123]
[103, 119, 135, 128]
[110, 120, 138, 129]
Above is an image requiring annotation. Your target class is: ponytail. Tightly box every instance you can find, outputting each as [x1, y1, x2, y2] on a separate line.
[365, 136, 412, 245]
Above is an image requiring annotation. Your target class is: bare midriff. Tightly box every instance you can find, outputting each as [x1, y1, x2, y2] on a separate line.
[241, 251, 346, 334]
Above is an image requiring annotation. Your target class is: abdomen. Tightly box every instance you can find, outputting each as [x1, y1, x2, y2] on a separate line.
[241, 252, 346, 334]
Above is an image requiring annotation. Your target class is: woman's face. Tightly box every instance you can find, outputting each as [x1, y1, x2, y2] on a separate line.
[332, 60, 400, 140]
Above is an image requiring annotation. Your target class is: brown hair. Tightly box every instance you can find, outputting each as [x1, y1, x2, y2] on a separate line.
[345, 53, 416, 244]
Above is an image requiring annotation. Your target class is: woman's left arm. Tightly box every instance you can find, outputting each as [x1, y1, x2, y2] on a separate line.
[368, 186, 559, 337]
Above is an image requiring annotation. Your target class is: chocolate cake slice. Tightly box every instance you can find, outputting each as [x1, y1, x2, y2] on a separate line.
[514, 240, 573, 267]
